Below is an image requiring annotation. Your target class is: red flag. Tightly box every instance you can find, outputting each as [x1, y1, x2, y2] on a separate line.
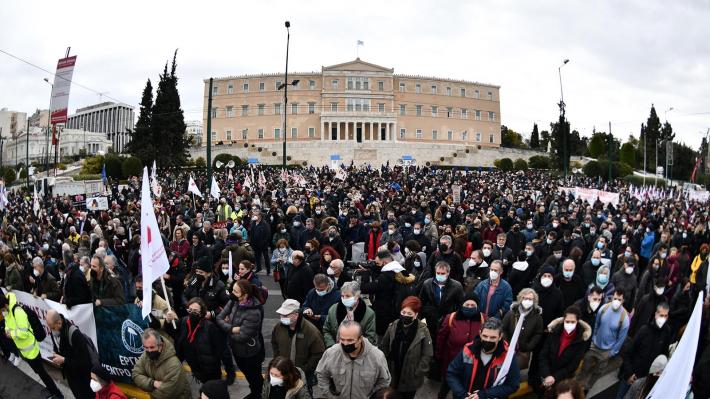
[51, 124, 58, 145]
[691, 157, 702, 182]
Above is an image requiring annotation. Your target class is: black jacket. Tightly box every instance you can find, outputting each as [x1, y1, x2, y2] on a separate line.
[534, 283, 565, 327]
[620, 321, 671, 379]
[62, 265, 91, 308]
[51, 318, 93, 399]
[169, 316, 225, 383]
[426, 251, 464, 283]
[554, 274, 587, 309]
[250, 219, 272, 250]
[285, 263, 314, 305]
[538, 317, 592, 382]
[629, 292, 666, 337]
[418, 277, 464, 334]
[183, 274, 229, 317]
[90, 272, 125, 306]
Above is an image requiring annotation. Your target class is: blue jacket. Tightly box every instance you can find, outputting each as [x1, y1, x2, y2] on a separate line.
[473, 278, 513, 319]
[592, 302, 629, 356]
[302, 283, 340, 331]
[640, 232, 656, 259]
[447, 338, 520, 399]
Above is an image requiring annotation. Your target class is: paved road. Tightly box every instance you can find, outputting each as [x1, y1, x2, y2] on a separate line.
[0, 270, 619, 398]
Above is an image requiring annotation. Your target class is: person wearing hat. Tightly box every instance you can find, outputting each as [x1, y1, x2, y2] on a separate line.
[271, 299, 325, 388]
[90, 365, 128, 398]
[221, 230, 255, 270]
[624, 355, 667, 399]
[342, 212, 368, 262]
[535, 264, 565, 327]
[199, 379, 229, 399]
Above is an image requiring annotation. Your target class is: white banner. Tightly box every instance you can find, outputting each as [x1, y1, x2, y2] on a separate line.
[50, 55, 78, 124]
[86, 196, 109, 210]
[351, 242, 366, 263]
[2, 289, 96, 360]
[451, 184, 461, 204]
[688, 190, 710, 203]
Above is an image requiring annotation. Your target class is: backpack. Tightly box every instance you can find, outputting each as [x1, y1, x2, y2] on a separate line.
[598, 303, 627, 330]
[12, 303, 47, 342]
[68, 324, 101, 370]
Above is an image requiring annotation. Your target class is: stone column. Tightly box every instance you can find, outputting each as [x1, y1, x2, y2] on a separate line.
[321, 120, 325, 141]
[345, 121, 349, 141]
[335, 121, 340, 142]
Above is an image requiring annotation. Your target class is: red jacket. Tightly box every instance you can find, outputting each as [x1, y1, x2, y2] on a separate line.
[170, 239, 190, 260]
[96, 382, 127, 399]
[435, 310, 482, 377]
[482, 226, 503, 243]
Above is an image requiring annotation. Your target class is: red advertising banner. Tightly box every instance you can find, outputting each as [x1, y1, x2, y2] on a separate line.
[50, 55, 77, 124]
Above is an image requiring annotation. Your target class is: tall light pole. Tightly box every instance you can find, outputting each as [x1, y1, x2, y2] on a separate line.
[558, 59, 570, 179]
[277, 21, 299, 169]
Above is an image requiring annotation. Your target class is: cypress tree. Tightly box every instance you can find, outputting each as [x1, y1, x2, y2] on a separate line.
[152, 50, 189, 167]
[530, 123, 540, 149]
[125, 79, 155, 164]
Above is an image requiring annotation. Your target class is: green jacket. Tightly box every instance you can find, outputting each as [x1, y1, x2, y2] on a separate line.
[4, 263, 23, 291]
[322, 300, 377, 348]
[132, 339, 191, 399]
[271, 317, 325, 376]
[379, 320, 433, 392]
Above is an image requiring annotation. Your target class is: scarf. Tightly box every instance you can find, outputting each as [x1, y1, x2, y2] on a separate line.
[557, 328, 577, 358]
[367, 230, 382, 260]
[186, 318, 202, 344]
[690, 254, 705, 284]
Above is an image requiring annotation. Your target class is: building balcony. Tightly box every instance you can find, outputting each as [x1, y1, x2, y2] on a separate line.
[320, 110, 397, 119]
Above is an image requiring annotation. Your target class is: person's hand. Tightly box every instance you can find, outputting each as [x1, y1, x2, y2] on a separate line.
[628, 374, 637, 385]
[28, 276, 35, 285]
[163, 273, 171, 280]
[231, 326, 241, 334]
[205, 311, 213, 320]
[40, 294, 47, 299]
[95, 299, 102, 306]
[466, 392, 479, 399]
[303, 308, 313, 317]
[153, 380, 162, 389]
[5, 330, 11, 339]
[51, 353, 65, 366]
[165, 310, 177, 323]
[543, 376, 555, 387]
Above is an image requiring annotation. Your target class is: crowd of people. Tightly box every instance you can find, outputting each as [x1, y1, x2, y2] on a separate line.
[1, 164, 710, 399]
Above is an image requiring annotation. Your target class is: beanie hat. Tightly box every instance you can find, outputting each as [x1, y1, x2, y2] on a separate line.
[541, 265, 556, 276]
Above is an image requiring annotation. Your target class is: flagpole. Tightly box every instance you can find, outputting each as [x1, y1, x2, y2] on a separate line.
[159, 276, 177, 328]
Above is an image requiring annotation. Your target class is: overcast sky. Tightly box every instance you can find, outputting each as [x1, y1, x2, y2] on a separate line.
[1, 0, 708, 148]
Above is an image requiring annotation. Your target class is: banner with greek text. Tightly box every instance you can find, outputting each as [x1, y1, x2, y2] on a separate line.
[93, 304, 148, 384]
[50, 56, 77, 124]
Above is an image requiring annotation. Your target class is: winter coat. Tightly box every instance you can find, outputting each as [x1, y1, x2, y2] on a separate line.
[90, 272, 125, 306]
[629, 292, 666, 337]
[360, 262, 415, 335]
[446, 338, 520, 399]
[323, 300, 377, 348]
[302, 283, 340, 331]
[501, 302, 544, 353]
[620, 320, 671, 380]
[33, 270, 61, 301]
[182, 274, 229, 316]
[4, 262, 23, 291]
[418, 277, 465, 334]
[62, 264, 92, 308]
[217, 297, 263, 358]
[170, 316, 225, 383]
[250, 219, 272, 250]
[132, 339, 191, 399]
[261, 367, 310, 399]
[554, 273, 587, 309]
[538, 317, 592, 382]
[51, 318, 93, 398]
[271, 317, 325, 376]
[534, 283, 565, 327]
[314, 337, 391, 399]
[380, 320, 433, 392]
[435, 310, 483, 377]
[426, 251, 464, 282]
[169, 239, 190, 261]
[285, 263, 314, 305]
[221, 242, 255, 266]
[473, 278, 513, 319]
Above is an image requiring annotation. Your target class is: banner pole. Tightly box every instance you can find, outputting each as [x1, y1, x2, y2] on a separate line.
[160, 275, 177, 329]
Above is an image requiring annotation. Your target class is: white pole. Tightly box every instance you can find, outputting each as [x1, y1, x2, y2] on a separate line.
[160, 275, 177, 329]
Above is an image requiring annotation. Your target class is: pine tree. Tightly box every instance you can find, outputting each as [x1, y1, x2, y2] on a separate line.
[639, 105, 662, 173]
[152, 50, 189, 167]
[529, 123, 540, 149]
[125, 79, 155, 163]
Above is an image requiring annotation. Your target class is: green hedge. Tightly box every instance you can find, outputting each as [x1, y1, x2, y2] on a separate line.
[623, 175, 667, 187]
[583, 160, 633, 180]
[528, 155, 552, 169]
[494, 158, 514, 172]
[74, 174, 102, 181]
[514, 158, 528, 171]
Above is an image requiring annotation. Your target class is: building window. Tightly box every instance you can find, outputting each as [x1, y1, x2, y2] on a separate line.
[378, 103, 385, 113]
[432, 130, 438, 140]
[461, 131, 467, 141]
[474, 89, 480, 99]
[488, 91, 494, 100]
[274, 128, 281, 139]
[399, 82, 405, 92]
[431, 85, 437, 94]
[242, 105, 249, 116]
[242, 129, 248, 140]
[489, 133, 494, 143]
[211, 107, 217, 118]
[447, 107, 453, 118]
[415, 105, 422, 116]
[243, 83, 249, 93]
[461, 108, 468, 119]
[488, 111, 495, 121]
[308, 127, 315, 138]
[226, 106, 234, 117]
[431, 106, 438, 117]
[475, 110, 481, 120]
[291, 127, 297, 138]
[258, 129, 264, 139]
[332, 80, 339, 89]
[211, 131, 217, 141]
[226, 130, 232, 141]
[258, 104, 265, 116]
[308, 102, 315, 114]
[460, 87, 466, 97]
[416, 129, 423, 139]
[475, 132, 481, 141]
[446, 87, 452, 96]
[447, 130, 453, 141]
[331, 102, 338, 112]
[347, 78, 353, 90]
[291, 103, 298, 114]
[415, 83, 421, 93]
[399, 128, 406, 139]
[258, 82, 264, 92]
[274, 103, 282, 115]
[399, 104, 406, 116]
[212, 86, 218, 96]
[378, 81, 384, 91]
[309, 80, 316, 89]
[275, 81, 282, 90]
[227, 84, 234, 94]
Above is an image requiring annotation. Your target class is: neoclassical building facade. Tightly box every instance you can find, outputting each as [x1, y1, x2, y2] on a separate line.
[203, 59, 501, 149]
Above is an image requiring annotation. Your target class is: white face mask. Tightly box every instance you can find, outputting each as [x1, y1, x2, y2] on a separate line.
[482, 249, 491, 257]
[269, 375, 284, 386]
[654, 287, 665, 296]
[625, 267, 634, 275]
[540, 277, 553, 288]
[611, 299, 622, 310]
[589, 300, 601, 312]
[221, 269, 229, 276]
[564, 322, 577, 334]
[489, 270, 499, 281]
[655, 317, 667, 328]
[90, 379, 102, 392]
[79, 265, 86, 273]
[521, 299, 533, 310]
[327, 267, 335, 276]
[33, 269, 40, 277]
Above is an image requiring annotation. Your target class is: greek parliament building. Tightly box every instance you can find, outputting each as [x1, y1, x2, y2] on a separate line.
[199, 59, 504, 166]
[65, 102, 135, 153]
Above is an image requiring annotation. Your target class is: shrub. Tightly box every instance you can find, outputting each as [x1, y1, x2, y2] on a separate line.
[514, 158, 528, 171]
[121, 156, 143, 178]
[2, 167, 16, 184]
[213, 153, 233, 169]
[74, 174, 102, 181]
[57, 163, 67, 170]
[82, 155, 104, 175]
[583, 160, 602, 178]
[194, 157, 206, 168]
[494, 158, 514, 172]
[528, 155, 551, 169]
[104, 154, 123, 179]
[623, 175, 667, 187]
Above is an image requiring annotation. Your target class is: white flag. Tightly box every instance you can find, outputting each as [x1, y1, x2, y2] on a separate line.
[187, 175, 203, 198]
[0, 180, 8, 210]
[646, 295, 704, 399]
[33, 183, 40, 216]
[151, 160, 161, 197]
[494, 311, 526, 386]
[140, 167, 171, 319]
[228, 253, 233, 283]
[210, 176, 220, 199]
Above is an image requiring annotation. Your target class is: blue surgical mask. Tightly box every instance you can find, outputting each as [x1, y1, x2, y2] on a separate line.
[424, 218, 431, 225]
[342, 297, 356, 308]
[435, 274, 447, 284]
[316, 290, 327, 297]
[525, 250, 534, 257]
[596, 242, 604, 249]
[624, 251, 632, 258]
[591, 258, 601, 266]
[563, 271, 573, 279]
[597, 274, 608, 284]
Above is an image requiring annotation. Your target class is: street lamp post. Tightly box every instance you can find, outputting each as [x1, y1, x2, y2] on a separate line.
[277, 21, 300, 169]
[557, 59, 570, 179]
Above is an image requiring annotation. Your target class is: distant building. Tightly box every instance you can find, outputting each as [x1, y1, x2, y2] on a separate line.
[185, 120, 203, 147]
[66, 102, 135, 153]
[0, 108, 28, 139]
[2, 127, 111, 166]
[28, 109, 50, 129]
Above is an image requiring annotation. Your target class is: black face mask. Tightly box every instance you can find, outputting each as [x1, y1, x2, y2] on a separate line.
[90, 270, 99, 280]
[194, 274, 206, 285]
[400, 315, 414, 325]
[136, 290, 143, 300]
[188, 313, 201, 324]
[341, 342, 358, 354]
[147, 350, 161, 361]
[481, 339, 497, 353]
[439, 243, 449, 253]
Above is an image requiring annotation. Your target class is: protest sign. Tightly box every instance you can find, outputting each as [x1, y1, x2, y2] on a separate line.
[93, 304, 149, 383]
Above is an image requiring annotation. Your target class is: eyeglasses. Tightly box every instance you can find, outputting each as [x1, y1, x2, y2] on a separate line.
[187, 309, 201, 316]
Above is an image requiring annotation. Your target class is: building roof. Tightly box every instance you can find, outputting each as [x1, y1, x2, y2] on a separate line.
[322, 58, 394, 73]
[73, 102, 134, 114]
